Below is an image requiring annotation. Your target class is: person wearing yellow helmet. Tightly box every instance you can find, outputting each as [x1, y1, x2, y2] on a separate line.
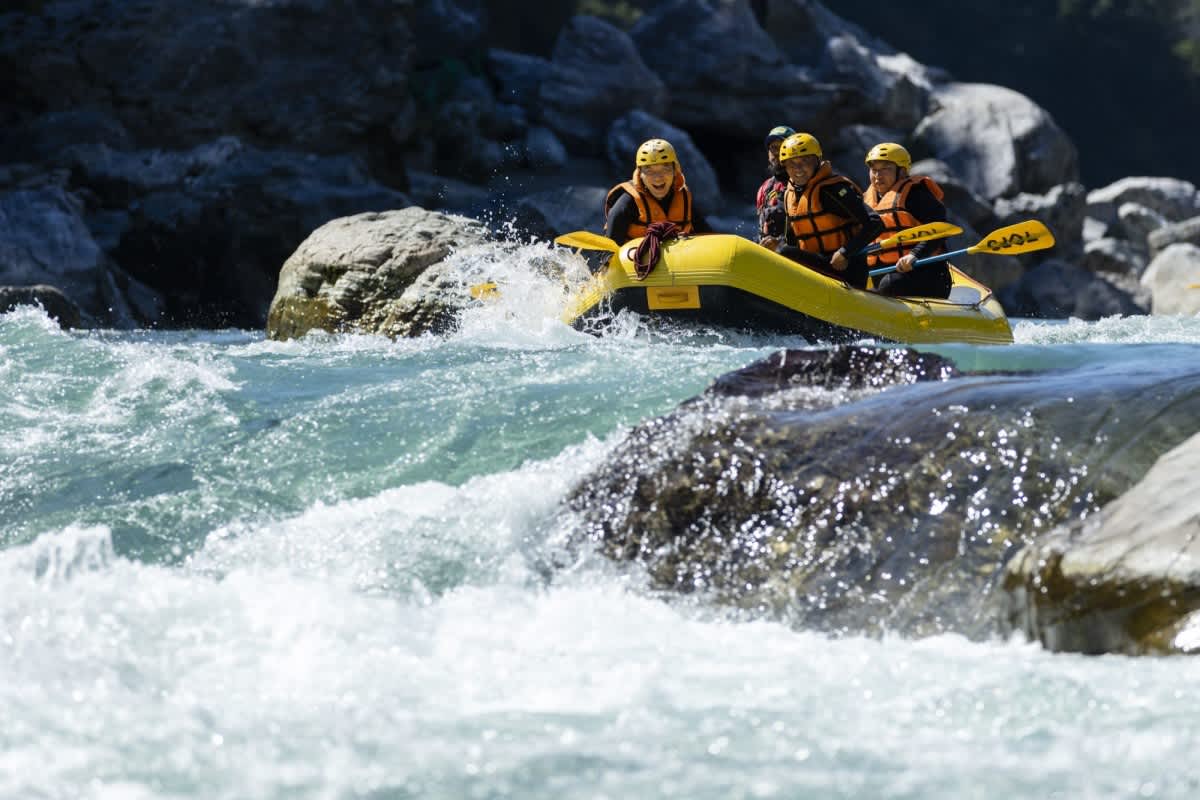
[755, 125, 795, 249]
[776, 132, 882, 289]
[604, 138, 710, 244]
[863, 142, 951, 298]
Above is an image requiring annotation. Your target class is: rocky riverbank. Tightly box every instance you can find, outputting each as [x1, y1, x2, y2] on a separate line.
[4, 0, 1200, 329]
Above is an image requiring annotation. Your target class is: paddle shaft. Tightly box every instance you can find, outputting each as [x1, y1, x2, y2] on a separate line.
[868, 248, 964, 277]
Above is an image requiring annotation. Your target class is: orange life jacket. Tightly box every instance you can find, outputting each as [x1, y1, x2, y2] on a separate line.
[863, 176, 946, 267]
[784, 162, 862, 256]
[604, 168, 694, 242]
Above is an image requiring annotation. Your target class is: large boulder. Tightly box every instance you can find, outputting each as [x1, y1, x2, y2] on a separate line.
[762, 0, 950, 87]
[1085, 177, 1200, 227]
[913, 83, 1079, 200]
[1004, 431, 1200, 655]
[831, 124, 906, 184]
[1142, 243, 1200, 316]
[565, 345, 1200, 641]
[266, 207, 490, 341]
[0, 109, 133, 164]
[819, 35, 934, 131]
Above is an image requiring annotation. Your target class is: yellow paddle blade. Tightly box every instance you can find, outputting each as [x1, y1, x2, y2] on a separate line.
[871, 221, 962, 252]
[553, 231, 620, 253]
[469, 281, 499, 300]
[966, 220, 1055, 256]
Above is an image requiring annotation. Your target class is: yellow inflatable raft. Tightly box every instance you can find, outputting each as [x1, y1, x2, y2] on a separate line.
[562, 234, 1013, 345]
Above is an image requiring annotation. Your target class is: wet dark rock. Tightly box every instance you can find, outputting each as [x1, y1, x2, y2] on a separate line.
[566, 346, 1200, 642]
[998, 259, 1146, 319]
[704, 347, 959, 399]
[0, 285, 82, 329]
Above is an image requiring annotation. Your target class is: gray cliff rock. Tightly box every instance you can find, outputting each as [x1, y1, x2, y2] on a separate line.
[1004, 432, 1200, 655]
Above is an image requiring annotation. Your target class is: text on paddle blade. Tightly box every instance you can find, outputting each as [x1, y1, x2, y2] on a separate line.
[982, 229, 1043, 252]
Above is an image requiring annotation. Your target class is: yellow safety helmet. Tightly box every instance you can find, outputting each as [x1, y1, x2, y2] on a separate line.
[635, 139, 678, 168]
[865, 142, 912, 170]
[778, 132, 822, 162]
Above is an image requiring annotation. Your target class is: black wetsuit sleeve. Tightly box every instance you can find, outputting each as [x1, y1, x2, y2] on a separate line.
[820, 183, 884, 257]
[904, 182, 949, 260]
[782, 196, 797, 248]
[605, 193, 640, 243]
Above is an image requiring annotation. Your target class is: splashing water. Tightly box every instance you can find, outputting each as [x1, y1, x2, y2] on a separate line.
[4, 255, 1200, 797]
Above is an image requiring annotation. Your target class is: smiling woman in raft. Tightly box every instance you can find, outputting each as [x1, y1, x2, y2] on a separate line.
[603, 138, 711, 245]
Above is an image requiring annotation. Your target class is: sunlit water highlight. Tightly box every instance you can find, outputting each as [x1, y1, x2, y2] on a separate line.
[4, 246, 1200, 798]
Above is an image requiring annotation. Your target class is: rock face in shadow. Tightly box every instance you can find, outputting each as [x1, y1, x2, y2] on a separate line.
[0, 0, 1188, 326]
[0, 286, 82, 329]
[266, 207, 489, 340]
[1004, 432, 1200, 655]
[631, 0, 864, 141]
[565, 346, 1200, 643]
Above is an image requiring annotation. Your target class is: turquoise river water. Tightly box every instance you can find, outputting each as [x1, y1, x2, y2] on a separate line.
[4, 242, 1200, 799]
